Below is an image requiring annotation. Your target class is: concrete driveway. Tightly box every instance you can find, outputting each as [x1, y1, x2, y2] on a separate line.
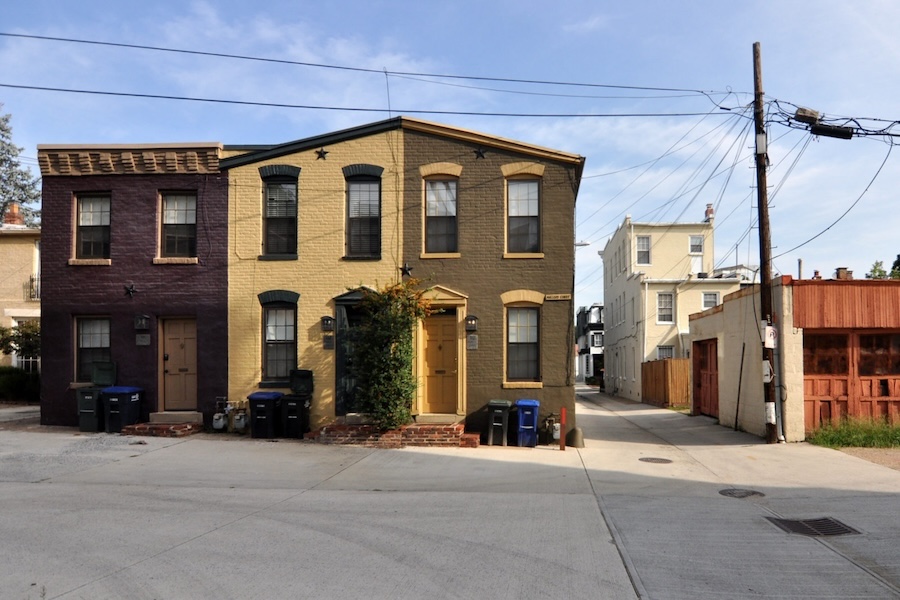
[1, 391, 898, 599]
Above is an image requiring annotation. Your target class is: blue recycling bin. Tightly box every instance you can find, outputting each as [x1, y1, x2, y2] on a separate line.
[516, 399, 540, 447]
[248, 391, 284, 438]
[102, 386, 143, 433]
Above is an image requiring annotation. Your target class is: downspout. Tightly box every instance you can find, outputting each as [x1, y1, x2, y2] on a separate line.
[774, 279, 787, 442]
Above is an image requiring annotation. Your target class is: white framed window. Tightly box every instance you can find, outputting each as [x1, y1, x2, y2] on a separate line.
[76, 318, 110, 382]
[161, 192, 197, 258]
[636, 236, 650, 265]
[689, 235, 703, 254]
[657, 292, 674, 323]
[507, 306, 540, 381]
[703, 292, 720, 309]
[425, 179, 458, 253]
[507, 179, 540, 253]
[76, 195, 110, 259]
[657, 345, 675, 360]
[591, 332, 603, 347]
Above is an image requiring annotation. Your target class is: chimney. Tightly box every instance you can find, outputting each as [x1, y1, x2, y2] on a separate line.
[704, 203, 714, 222]
[2, 202, 25, 226]
[835, 267, 853, 280]
[812, 270, 822, 280]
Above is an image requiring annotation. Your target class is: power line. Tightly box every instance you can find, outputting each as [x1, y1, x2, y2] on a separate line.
[0, 83, 733, 119]
[0, 32, 741, 100]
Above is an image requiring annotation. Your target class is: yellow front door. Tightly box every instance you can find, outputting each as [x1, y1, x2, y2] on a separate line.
[163, 319, 198, 411]
[423, 315, 458, 413]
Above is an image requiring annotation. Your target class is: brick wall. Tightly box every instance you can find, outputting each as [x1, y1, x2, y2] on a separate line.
[40, 173, 229, 426]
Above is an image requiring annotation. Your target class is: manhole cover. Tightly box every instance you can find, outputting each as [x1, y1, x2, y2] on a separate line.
[719, 488, 765, 499]
[765, 517, 860, 537]
[638, 457, 672, 464]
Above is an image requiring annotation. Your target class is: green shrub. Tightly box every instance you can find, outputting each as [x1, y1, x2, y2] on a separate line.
[0, 366, 40, 402]
[350, 279, 434, 431]
[806, 418, 900, 448]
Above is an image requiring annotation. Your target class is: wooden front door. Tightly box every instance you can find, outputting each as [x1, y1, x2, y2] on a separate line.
[695, 339, 719, 418]
[163, 319, 197, 411]
[423, 315, 458, 414]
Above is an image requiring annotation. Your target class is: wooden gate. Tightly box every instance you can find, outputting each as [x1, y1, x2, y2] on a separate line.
[642, 358, 690, 408]
[693, 339, 719, 418]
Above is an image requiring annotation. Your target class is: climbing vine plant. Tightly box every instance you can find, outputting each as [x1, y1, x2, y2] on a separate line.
[350, 278, 435, 430]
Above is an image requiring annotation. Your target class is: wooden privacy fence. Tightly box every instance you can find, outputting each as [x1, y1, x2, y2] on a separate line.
[642, 358, 691, 408]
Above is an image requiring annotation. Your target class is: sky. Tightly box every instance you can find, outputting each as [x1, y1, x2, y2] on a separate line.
[2, 0, 899, 310]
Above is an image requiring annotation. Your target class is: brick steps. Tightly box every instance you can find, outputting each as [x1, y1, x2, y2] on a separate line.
[309, 423, 480, 449]
[121, 422, 203, 438]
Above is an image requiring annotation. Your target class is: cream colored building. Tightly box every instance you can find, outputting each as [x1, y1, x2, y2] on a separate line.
[602, 206, 740, 401]
[0, 204, 40, 371]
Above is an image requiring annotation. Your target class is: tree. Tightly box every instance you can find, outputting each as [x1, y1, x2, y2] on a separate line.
[0, 320, 41, 359]
[867, 260, 888, 279]
[0, 106, 41, 225]
[892, 254, 900, 279]
[349, 279, 435, 430]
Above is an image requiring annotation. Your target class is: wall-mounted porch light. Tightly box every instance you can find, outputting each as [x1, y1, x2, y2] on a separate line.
[320, 316, 335, 332]
[465, 315, 478, 332]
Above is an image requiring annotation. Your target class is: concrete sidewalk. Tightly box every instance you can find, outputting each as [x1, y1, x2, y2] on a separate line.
[0, 392, 898, 599]
[575, 388, 900, 599]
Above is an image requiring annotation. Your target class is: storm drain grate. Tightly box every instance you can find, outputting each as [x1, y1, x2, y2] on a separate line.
[638, 457, 673, 464]
[719, 488, 765, 499]
[765, 517, 860, 537]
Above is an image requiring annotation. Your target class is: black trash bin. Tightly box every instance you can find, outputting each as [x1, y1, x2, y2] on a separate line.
[486, 399, 512, 446]
[282, 370, 313, 439]
[248, 391, 283, 438]
[102, 386, 143, 433]
[515, 399, 540, 447]
[281, 395, 311, 438]
[76, 362, 116, 432]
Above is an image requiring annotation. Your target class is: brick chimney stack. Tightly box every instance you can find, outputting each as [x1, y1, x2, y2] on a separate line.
[2, 202, 25, 226]
[835, 267, 853, 280]
[704, 203, 714, 222]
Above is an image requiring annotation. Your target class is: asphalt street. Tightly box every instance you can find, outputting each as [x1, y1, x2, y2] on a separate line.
[1, 390, 898, 599]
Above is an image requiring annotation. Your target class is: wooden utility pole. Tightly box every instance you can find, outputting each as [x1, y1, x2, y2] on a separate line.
[753, 42, 779, 444]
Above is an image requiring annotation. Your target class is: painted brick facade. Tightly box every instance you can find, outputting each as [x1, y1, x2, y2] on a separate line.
[401, 127, 583, 438]
[223, 129, 404, 428]
[39, 146, 228, 426]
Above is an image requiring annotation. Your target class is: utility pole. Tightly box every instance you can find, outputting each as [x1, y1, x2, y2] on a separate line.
[753, 42, 778, 444]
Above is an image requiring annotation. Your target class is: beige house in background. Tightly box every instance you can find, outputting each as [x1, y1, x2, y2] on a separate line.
[602, 205, 740, 401]
[0, 203, 40, 371]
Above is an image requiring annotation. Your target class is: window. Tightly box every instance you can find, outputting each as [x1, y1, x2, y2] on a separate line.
[344, 165, 382, 258]
[425, 179, 458, 253]
[690, 235, 703, 254]
[507, 180, 540, 253]
[264, 306, 295, 381]
[76, 195, 110, 259]
[508, 307, 540, 381]
[859, 333, 900, 376]
[77, 318, 110, 382]
[703, 292, 719, 309]
[657, 345, 674, 360]
[803, 334, 849, 375]
[161, 193, 197, 257]
[657, 293, 674, 323]
[636, 236, 650, 265]
[265, 180, 297, 255]
[258, 165, 301, 258]
[591, 332, 603, 347]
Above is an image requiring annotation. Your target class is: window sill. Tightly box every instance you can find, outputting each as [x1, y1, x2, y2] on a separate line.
[258, 254, 298, 261]
[68, 258, 111, 266]
[258, 380, 290, 389]
[503, 252, 545, 259]
[502, 381, 543, 389]
[421, 252, 461, 259]
[342, 255, 381, 261]
[153, 257, 199, 265]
